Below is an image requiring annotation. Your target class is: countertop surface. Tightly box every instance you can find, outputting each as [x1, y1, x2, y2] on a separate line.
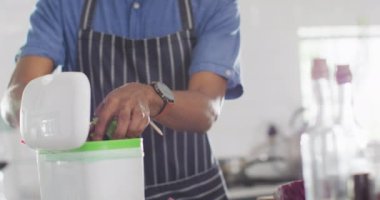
[228, 184, 282, 200]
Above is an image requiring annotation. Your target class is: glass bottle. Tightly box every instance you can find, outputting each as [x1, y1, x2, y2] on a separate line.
[301, 58, 345, 200]
[334, 65, 369, 200]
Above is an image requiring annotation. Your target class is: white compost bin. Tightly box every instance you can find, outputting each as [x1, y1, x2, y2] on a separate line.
[37, 138, 145, 200]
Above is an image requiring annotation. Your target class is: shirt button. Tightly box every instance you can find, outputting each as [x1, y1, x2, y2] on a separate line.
[132, 2, 140, 9]
[225, 70, 233, 77]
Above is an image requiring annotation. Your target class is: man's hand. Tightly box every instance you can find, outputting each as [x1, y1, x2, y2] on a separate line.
[91, 82, 163, 140]
[91, 71, 228, 139]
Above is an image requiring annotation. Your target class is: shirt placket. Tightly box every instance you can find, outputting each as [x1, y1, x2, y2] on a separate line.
[129, 0, 142, 38]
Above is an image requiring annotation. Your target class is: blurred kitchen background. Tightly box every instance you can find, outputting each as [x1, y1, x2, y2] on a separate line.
[1, 0, 380, 199]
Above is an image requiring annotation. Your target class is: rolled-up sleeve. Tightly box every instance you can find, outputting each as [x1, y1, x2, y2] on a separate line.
[17, 0, 65, 67]
[189, 0, 243, 99]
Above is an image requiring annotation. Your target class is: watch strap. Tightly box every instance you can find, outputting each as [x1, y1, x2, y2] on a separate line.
[154, 100, 168, 117]
[150, 82, 171, 117]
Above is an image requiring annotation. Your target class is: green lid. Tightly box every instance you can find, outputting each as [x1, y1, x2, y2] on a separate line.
[39, 138, 142, 154]
[71, 138, 141, 152]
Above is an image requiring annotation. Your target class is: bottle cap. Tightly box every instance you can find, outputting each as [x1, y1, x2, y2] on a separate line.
[336, 65, 352, 84]
[311, 58, 329, 80]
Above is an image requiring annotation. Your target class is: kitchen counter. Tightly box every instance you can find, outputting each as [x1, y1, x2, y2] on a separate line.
[228, 183, 282, 200]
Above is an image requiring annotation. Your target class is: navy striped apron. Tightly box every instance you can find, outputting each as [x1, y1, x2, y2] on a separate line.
[76, 0, 228, 199]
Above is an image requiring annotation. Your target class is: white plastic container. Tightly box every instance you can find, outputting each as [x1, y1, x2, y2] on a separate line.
[37, 138, 145, 200]
[20, 72, 91, 150]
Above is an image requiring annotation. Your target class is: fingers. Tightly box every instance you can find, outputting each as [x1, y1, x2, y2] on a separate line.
[126, 105, 150, 138]
[113, 103, 149, 139]
[90, 83, 153, 140]
[93, 102, 149, 140]
[112, 106, 131, 139]
[92, 97, 119, 140]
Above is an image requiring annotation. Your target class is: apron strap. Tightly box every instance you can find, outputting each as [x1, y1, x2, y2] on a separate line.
[79, 0, 97, 30]
[178, 0, 194, 30]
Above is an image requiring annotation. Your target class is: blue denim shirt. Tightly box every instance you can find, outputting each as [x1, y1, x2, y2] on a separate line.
[19, 0, 243, 99]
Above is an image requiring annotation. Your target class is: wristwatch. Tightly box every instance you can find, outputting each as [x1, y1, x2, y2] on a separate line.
[150, 82, 175, 116]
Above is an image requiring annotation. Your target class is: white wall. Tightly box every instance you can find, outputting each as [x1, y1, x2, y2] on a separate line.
[0, 0, 380, 158]
[0, 0, 36, 96]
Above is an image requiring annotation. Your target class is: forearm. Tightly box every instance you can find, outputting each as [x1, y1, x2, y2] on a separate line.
[0, 84, 25, 128]
[154, 90, 224, 133]
[149, 71, 227, 133]
[0, 56, 54, 128]
[90, 73, 226, 140]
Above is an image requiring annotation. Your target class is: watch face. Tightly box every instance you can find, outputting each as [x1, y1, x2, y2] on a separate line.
[156, 82, 175, 102]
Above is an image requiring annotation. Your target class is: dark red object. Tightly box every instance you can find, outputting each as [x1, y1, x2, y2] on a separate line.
[275, 180, 305, 200]
[352, 173, 370, 200]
